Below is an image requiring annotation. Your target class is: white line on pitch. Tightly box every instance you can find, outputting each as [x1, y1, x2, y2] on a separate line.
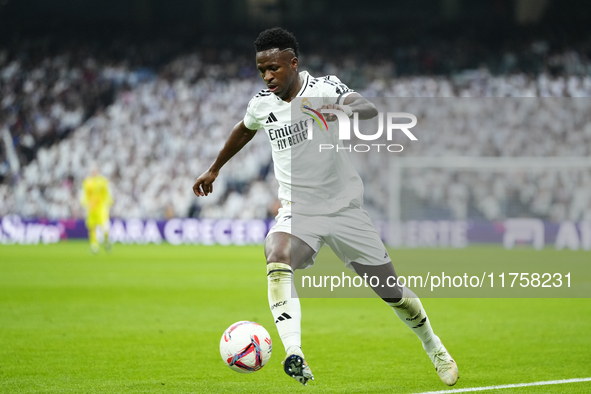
[414, 377, 591, 394]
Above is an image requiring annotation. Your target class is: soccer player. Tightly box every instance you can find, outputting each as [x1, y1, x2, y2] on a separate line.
[193, 27, 458, 387]
[80, 167, 113, 253]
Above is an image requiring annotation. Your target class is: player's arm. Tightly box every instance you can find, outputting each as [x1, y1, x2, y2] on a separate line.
[317, 75, 378, 121]
[192, 120, 257, 197]
[321, 93, 377, 121]
[341, 93, 378, 120]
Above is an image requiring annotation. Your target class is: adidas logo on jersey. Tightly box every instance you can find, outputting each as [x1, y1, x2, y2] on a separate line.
[265, 112, 278, 124]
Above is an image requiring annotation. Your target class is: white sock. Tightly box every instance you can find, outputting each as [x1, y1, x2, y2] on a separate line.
[267, 263, 304, 357]
[386, 287, 442, 353]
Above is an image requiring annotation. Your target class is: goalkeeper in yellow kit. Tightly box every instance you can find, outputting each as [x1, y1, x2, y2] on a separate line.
[80, 168, 113, 253]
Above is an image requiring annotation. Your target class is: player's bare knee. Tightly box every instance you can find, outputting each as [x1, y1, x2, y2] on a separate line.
[265, 250, 290, 265]
[265, 233, 292, 264]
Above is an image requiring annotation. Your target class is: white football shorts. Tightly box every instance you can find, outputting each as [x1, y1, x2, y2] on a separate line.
[267, 201, 390, 270]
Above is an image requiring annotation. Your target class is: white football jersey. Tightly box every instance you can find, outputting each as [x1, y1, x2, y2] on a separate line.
[243, 71, 364, 215]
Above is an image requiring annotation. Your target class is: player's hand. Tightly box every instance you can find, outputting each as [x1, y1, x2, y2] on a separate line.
[193, 169, 219, 197]
[318, 104, 344, 122]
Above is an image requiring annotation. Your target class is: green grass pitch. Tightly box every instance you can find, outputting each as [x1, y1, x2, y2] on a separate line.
[1, 243, 590, 393]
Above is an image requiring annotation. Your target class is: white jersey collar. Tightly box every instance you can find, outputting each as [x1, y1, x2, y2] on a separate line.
[296, 71, 310, 97]
[274, 70, 311, 102]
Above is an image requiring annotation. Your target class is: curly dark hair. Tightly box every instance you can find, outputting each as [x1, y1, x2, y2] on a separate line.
[253, 27, 300, 57]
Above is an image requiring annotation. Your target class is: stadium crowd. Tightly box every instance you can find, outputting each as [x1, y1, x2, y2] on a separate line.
[348, 94, 591, 222]
[0, 37, 185, 184]
[0, 40, 121, 185]
[1, 38, 591, 222]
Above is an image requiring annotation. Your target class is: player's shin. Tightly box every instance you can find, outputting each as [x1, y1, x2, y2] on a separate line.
[267, 263, 303, 357]
[89, 226, 99, 252]
[386, 287, 442, 353]
[103, 226, 112, 251]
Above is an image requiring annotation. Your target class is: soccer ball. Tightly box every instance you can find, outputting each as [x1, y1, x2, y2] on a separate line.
[220, 321, 272, 373]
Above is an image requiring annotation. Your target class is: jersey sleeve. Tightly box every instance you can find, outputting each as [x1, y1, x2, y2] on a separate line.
[243, 97, 264, 131]
[320, 75, 355, 105]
